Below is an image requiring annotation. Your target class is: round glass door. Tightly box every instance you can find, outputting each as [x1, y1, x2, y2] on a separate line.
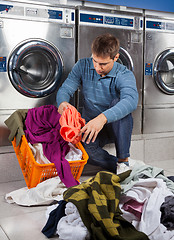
[154, 48, 174, 94]
[117, 47, 134, 71]
[8, 39, 63, 98]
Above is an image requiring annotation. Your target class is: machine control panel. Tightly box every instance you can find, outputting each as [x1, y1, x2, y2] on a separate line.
[105, 16, 133, 27]
[0, 57, 6, 72]
[145, 63, 153, 76]
[146, 20, 165, 30]
[0, 2, 75, 23]
[25, 8, 63, 20]
[80, 13, 103, 24]
[48, 10, 62, 20]
[0, 4, 24, 16]
[146, 19, 174, 31]
[80, 11, 143, 29]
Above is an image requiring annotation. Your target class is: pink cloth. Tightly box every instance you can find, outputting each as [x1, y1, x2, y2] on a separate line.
[24, 105, 79, 188]
[122, 199, 144, 220]
[59, 105, 85, 144]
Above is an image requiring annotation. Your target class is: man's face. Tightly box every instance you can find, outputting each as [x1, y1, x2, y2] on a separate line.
[92, 53, 119, 77]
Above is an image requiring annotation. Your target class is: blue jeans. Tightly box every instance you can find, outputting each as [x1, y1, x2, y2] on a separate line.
[82, 98, 133, 173]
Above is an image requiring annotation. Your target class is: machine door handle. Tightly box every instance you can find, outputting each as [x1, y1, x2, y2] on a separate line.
[13, 66, 42, 81]
[155, 68, 174, 73]
[13, 66, 28, 75]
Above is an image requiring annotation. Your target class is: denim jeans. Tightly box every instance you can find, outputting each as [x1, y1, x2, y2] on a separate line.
[82, 98, 133, 173]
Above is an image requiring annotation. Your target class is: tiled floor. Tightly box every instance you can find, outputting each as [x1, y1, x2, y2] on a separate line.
[0, 175, 91, 240]
[0, 152, 174, 239]
[0, 179, 49, 240]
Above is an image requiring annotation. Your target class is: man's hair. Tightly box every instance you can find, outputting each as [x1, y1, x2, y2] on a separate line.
[91, 33, 120, 59]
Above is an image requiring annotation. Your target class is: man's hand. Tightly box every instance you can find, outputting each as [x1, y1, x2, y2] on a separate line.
[58, 102, 72, 115]
[80, 113, 107, 144]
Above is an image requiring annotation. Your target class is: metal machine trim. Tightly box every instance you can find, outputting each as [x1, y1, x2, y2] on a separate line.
[153, 48, 174, 95]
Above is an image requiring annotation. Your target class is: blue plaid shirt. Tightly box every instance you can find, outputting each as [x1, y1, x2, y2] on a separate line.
[56, 57, 138, 123]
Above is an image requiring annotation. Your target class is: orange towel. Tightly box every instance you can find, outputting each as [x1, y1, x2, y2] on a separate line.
[59, 105, 85, 144]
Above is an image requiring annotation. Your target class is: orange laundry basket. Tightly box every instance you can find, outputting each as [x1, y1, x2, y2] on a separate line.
[12, 135, 88, 188]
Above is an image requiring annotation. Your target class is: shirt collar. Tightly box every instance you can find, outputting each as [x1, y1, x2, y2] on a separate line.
[90, 57, 118, 78]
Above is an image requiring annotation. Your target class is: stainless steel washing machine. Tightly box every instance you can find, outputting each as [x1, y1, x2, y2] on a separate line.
[76, 6, 143, 135]
[0, 0, 75, 146]
[143, 11, 174, 134]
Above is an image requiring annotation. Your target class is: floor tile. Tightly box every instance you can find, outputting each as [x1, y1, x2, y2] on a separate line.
[0, 210, 53, 240]
[148, 159, 174, 175]
[0, 180, 26, 196]
[145, 137, 174, 162]
[0, 195, 47, 220]
[0, 145, 14, 154]
[164, 170, 174, 177]
[0, 152, 24, 183]
[0, 226, 8, 240]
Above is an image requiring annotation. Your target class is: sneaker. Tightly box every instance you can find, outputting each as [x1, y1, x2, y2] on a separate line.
[116, 162, 130, 175]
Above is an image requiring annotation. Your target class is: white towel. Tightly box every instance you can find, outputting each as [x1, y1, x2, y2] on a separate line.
[29, 142, 82, 163]
[5, 176, 67, 206]
[65, 143, 83, 161]
[29, 142, 51, 164]
[57, 202, 90, 240]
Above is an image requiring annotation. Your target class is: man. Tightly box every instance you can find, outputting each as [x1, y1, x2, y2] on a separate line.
[56, 33, 138, 174]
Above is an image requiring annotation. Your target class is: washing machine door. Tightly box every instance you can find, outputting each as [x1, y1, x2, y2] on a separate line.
[117, 47, 134, 71]
[154, 48, 174, 94]
[8, 39, 63, 98]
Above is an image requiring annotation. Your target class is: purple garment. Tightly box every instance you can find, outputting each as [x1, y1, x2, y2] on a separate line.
[24, 105, 79, 188]
[122, 199, 144, 221]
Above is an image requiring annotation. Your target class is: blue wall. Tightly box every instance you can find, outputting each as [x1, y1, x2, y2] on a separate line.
[86, 0, 174, 13]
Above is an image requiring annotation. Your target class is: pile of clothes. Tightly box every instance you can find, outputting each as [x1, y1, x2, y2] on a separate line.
[5, 160, 174, 239]
[4, 105, 174, 240]
[120, 162, 174, 240]
[42, 170, 149, 240]
[40, 161, 174, 240]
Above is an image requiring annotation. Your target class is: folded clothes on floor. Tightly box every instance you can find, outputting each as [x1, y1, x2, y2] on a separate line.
[59, 105, 85, 144]
[24, 105, 79, 188]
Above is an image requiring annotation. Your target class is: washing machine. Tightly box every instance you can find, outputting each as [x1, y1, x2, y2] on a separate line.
[76, 6, 144, 135]
[0, 0, 75, 146]
[143, 11, 174, 134]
